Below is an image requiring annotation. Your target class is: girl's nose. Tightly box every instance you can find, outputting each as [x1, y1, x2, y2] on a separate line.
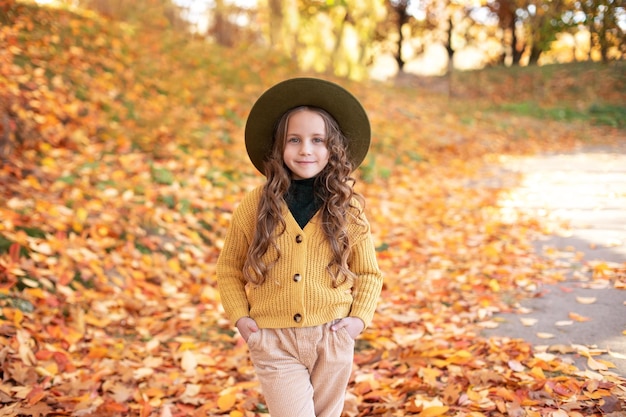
[299, 141, 312, 154]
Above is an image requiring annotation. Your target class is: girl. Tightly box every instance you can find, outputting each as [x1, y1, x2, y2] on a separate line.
[216, 77, 383, 417]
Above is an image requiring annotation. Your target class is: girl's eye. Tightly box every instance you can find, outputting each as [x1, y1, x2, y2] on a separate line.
[287, 137, 300, 143]
[313, 137, 326, 143]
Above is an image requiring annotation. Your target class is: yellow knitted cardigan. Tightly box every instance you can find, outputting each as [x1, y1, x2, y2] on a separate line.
[216, 185, 383, 329]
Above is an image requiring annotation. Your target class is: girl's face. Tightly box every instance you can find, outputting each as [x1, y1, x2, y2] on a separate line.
[283, 109, 330, 180]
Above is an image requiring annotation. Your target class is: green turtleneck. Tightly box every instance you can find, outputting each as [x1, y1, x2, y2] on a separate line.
[284, 177, 323, 229]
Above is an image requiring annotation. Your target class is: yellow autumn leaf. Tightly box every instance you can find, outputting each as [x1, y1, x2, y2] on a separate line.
[585, 356, 607, 371]
[418, 406, 450, 417]
[36, 363, 58, 377]
[41, 156, 56, 167]
[24, 288, 46, 299]
[13, 309, 24, 327]
[529, 366, 546, 380]
[448, 350, 473, 365]
[217, 391, 237, 411]
[488, 278, 500, 292]
[167, 257, 181, 273]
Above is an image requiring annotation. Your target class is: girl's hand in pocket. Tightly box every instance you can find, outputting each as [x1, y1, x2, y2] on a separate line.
[236, 317, 259, 342]
[331, 317, 364, 339]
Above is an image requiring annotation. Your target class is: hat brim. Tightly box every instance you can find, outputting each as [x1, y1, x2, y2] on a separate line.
[244, 77, 371, 175]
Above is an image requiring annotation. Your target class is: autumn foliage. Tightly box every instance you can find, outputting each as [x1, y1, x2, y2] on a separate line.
[0, 2, 625, 417]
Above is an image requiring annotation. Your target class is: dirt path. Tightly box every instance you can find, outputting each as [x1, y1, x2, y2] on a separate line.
[482, 144, 626, 376]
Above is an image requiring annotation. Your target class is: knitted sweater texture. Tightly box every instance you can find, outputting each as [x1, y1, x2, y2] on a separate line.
[216, 185, 383, 329]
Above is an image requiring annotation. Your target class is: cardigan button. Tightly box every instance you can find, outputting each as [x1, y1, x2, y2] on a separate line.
[293, 274, 301, 282]
[295, 235, 303, 243]
[293, 313, 302, 323]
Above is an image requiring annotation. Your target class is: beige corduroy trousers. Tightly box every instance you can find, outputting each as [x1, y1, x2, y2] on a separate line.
[247, 321, 355, 417]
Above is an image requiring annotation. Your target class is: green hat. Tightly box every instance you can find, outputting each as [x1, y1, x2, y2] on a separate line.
[244, 77, 371, 174]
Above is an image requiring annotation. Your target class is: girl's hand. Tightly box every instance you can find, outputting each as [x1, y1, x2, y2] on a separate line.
[331, 317, 364, 339]
[236, 317, 259, 342]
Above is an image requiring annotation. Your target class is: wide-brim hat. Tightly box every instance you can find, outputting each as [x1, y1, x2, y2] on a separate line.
[244, 77, 371, 175]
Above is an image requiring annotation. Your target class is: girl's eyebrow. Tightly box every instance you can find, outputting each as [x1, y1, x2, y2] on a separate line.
[286, 131, 326, 136]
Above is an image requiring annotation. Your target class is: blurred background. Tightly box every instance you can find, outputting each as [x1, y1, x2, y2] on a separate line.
[31, 0, 626, 80]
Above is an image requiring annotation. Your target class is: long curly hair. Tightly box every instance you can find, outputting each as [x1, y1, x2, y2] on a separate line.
[243, 106, 366, 287]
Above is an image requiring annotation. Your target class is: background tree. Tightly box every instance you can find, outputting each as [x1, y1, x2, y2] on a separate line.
[212, 0, 233, 46]
[525, 0, 569, 64]
[489, 0, 524, 65]
[389, 0, 412, 71]
[284, 0, 384, 79]
[580, 0, 625, 61]
[72, 0, 623, 75]
[267, 0, 284, 50]
[81, 0, 185, 28]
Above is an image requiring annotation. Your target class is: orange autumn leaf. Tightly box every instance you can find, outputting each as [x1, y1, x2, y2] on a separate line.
[26, 386, 46, 406]
[569, 312, 592, 322]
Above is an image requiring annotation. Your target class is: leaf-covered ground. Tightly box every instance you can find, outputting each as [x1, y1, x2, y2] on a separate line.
[1, 3, 625, 416]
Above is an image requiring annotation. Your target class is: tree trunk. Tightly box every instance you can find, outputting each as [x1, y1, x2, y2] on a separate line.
[268, 0, 283, 50]
[212, 0, 233, 47]
[445, 16, 454, 71]
[599, 4, 610, 62]
[331, 10, 348, 72]
[393, 2, 409, 71]
[528, 44, 541, 65]
[511, 17, 523, 65]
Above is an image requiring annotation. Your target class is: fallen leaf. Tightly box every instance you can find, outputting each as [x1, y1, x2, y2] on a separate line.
[15, 403, 52, 417]
[608, 350, 626, 360]
[180, 350, 198, 376]
[217, 390, 237, 411]
[520, 317, 538, 326]
[508, 360, 525, 372]
[418, 406, 450, 417]
[576, 296, 597, 304]
[569, 312, 591, 322]
[547, 344, 577, 354]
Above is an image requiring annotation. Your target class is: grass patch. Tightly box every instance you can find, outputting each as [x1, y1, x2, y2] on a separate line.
[588, 104, 626, 128]
[452, 61, 625, 130]
[496, 101, 626, 129]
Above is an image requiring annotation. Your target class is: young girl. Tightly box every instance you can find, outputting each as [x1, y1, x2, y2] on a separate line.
[216, 78, 383, 417]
